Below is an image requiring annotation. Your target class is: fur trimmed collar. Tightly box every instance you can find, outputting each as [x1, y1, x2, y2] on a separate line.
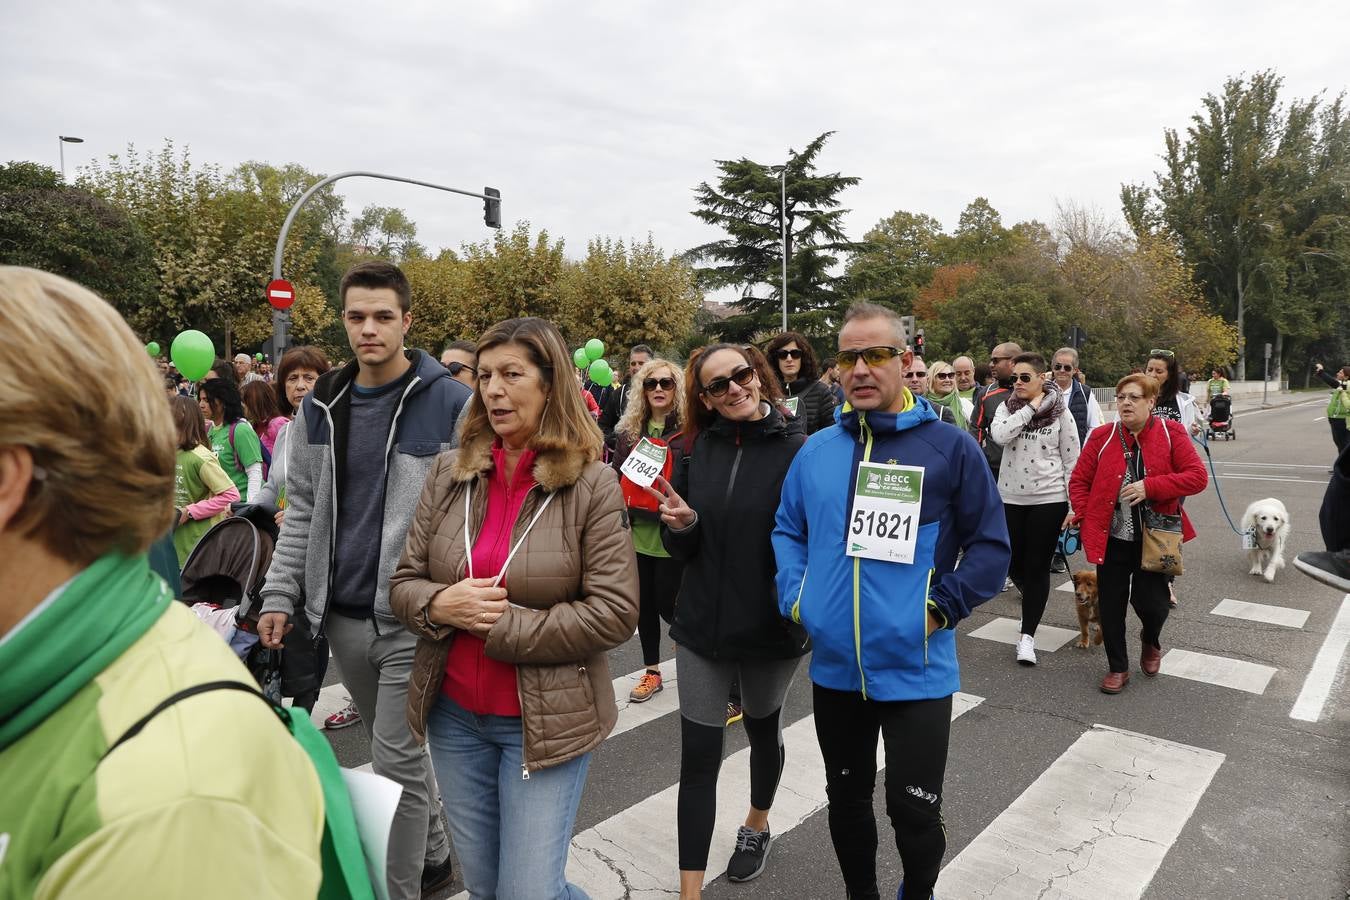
[448, 425, 589, 492]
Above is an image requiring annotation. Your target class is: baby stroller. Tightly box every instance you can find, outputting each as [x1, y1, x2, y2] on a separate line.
[1206, 395, 1236, 441]
[179, 507, 279, 697]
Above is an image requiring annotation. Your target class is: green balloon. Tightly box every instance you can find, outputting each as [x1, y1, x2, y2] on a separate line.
[170, 330, 215, 382]
[573, 347, 590, 369]
[585, 338, 605, 361]
[588, 359, 612, 385]
[145, 341, 160, 357]
[255, 352, 264, 362]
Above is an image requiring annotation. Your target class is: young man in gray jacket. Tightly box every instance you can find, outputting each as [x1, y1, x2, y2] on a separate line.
[258, 261, 471, 900]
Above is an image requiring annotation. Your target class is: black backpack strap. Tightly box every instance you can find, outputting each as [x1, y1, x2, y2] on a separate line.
[101, 680, 289, 762]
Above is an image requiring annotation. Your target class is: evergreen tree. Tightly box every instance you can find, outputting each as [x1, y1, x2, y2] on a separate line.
[685, 132, 862, 341]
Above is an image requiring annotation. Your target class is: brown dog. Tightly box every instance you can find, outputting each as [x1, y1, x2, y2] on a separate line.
[1070, 570, 1103, 649]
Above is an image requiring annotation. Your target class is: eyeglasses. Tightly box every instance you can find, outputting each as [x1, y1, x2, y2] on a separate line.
[774, 348, 803, 361]
[701, 365, 756, 398]
[1116, 393, 1147, 403]
[1052, 363, 1075, 372]
[445, 361, 471, 377]
[1012, 373, 1038, 383]
[643, 377, 676, 392]
[1149, 349, 1175, 358]
[905, 370, 928, 379]
[934, 372, 956, 380]
[836, 346, 902, 368]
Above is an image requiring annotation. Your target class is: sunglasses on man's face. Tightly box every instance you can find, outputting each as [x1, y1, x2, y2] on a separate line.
[905, 370, 928, 379]
[1012, 373, 1040, 383]
[643, 377, 675, 392]
[836, 346, 902, 368]
[701, 365, 755, 398]
[1052, 363, 1075, 372]
[774, 348, 803, 361]
[446, 361, 472, 377]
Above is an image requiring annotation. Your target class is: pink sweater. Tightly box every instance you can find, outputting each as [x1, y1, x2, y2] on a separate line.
[441, 443, 538, 716]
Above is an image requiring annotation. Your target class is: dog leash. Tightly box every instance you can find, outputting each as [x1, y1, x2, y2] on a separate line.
[1191, 428, 1246, 536]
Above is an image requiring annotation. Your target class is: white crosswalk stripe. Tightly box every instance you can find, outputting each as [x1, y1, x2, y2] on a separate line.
[940, 724, 1225, 898]
[968, 616, 1080, 651]
[1210, 597, 1309, 628]
[1156, 647, 1278, 694]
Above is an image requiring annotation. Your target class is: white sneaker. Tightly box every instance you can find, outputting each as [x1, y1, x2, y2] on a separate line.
[1016, 634, 1037, 666]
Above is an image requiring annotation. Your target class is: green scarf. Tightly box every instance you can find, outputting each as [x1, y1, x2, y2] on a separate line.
[929, 389, 969, 430]
[0, 553, 170, 751]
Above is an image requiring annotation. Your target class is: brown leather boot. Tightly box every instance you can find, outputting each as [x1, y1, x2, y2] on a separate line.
[1100, 671, 1130, 694]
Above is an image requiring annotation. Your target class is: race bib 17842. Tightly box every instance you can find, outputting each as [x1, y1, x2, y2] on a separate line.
[619, 437, 668, 489]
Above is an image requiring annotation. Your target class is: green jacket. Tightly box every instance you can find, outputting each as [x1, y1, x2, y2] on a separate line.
[0, 556, 324, 899]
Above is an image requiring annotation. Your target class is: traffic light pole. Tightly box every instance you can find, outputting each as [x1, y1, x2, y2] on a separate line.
[270, 171, 501, 354]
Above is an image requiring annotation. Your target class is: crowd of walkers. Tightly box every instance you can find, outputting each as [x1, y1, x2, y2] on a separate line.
[4, 257, 1347, 900]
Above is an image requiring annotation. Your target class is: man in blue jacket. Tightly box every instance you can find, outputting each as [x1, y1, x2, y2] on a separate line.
[773, 302, 1010, 900]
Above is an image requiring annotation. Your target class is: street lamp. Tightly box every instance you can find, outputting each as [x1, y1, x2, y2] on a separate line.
[769, 162, 788, 332]
[58, 135, 84, 181]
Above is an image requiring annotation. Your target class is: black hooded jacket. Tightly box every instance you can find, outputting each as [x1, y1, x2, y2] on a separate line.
[662, 405, 809, 660]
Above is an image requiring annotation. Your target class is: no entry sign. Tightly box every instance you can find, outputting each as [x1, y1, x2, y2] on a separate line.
[266, 278, 296, 310]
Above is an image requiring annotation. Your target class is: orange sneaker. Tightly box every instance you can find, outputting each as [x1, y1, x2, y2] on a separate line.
[629, 670, 663, 703]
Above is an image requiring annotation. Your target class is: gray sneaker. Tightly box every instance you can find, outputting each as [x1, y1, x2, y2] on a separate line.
[1294, 550, 1350, 593]
[726, 826, 772, 883]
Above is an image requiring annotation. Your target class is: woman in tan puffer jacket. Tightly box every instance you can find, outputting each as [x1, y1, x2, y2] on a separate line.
[390, 317, 639, 900]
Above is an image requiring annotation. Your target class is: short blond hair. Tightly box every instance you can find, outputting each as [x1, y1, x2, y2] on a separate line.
[616, 358, 686, 444]
[0, 267, 175, 564]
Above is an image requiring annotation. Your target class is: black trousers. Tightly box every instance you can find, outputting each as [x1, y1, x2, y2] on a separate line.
[1004, 501, 1068, 637]
[636, 553, 681, 666]
[1096, 537, 1171, 673]
[1330, 417, 1349, 456]
[814, 685, 952, 900]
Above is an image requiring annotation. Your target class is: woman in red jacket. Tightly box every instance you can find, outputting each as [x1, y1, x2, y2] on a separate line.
[1068, 373, 1208, 695]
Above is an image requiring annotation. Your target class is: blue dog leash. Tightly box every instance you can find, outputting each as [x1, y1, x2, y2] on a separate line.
[1191, 428, 1245, 536]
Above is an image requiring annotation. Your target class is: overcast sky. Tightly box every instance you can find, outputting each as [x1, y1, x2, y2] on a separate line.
[6, 1, 1347, 298]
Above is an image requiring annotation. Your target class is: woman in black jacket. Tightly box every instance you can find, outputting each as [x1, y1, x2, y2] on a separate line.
[645, 343, 808, 898]
[765, 330, 837, 435]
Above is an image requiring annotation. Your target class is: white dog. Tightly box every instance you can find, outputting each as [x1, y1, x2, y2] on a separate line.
[1242, 498, 1291, 583]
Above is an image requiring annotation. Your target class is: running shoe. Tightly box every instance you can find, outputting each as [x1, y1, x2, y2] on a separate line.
[1294, 550, 1350, 592]
[629, 670, 663, 703]
[725, 701, 744, 726]
[324, 701, 361, 730]
[1015, 634, 1037, 666]
[726, 826, 771, 882]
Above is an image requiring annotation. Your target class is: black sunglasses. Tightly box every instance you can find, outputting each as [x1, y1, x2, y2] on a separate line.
[1052, 363, 1075, 372]
[643, 377, 676, 392]
[445, 361, 472, 377]
[934, 372, 956, 379]
[1012, 373, 1038, 383]
[836, 346, 902, 368]
[701, 365, 756, 398]
[774, 348, 803, 361]
[905, 370, 929, 379]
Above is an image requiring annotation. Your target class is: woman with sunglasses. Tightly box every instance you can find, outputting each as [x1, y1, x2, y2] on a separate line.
[645, 344, 809, 897]
[612, 358, 688, 702]
[765, 330, 837, 435]
[1144, 349, 1201, 438]
[990, 353, 1081, 666]
[926, 360, 973, 430]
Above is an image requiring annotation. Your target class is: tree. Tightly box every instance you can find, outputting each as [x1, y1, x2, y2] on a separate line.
[350, 205, 425, 260]
[1121, 71, 1350, 379]
[0, 162, 157, 316]
[686, 132, 863, 340]
[945, 198, 1023, 264]
[845, 210, 945, 312]
[557, 237, 703, 352]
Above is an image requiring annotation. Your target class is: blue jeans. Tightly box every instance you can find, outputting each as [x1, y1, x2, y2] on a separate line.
[427, 694, 591, 900]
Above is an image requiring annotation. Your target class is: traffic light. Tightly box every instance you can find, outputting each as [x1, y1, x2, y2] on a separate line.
[900, 315, 916, 348]
[483, 187, 501, 229]
[915, 329, 926, 354]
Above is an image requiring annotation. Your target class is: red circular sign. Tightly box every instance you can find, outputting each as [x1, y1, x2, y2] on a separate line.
[266, 278, 296, 310]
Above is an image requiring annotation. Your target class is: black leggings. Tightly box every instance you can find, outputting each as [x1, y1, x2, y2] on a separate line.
[1097, 538, 1171, 673]
[677, 708, 785, 870]
[636, 553, 681, 667]
[1004, 501, 1068, 637]
[814, 685, 952, 900]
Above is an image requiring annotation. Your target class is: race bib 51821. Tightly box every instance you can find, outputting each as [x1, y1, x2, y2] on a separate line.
[846, 462, 924, 564]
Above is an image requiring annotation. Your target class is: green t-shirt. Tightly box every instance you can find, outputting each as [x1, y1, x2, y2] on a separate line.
[1206, 378, 1229, 401]
[958, 388, 976, 401]
[208, 420, 263, 501]
[173, 445, 236, 566]
[630, 420, 671, 559]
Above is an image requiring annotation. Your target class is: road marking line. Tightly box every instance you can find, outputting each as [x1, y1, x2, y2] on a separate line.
[968, 617, 1079, 651]
[1290, 594, 1350, 722]
[1157, 648, 1277, 694]
[1212, 462, 1329, 469]
[609, 658, 681, 739]
[940, 724, 1224, 898]
[1211, 474, 1326, 484]
[307, 684, 351, 729]
[1056, 579, 1076, 593]
[447, 693, 983, 899]
[1211, 598, 1309, 629]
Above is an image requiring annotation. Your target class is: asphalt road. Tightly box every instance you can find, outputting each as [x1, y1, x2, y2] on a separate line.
[320, 396, 1348, 899]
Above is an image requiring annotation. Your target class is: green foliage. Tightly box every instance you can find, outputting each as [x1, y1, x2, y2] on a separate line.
[1122, 71, 1350, 378]
[845, 210, 945, 313]
[686, 132, 863, 341]
[0, 161, 157, 314]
